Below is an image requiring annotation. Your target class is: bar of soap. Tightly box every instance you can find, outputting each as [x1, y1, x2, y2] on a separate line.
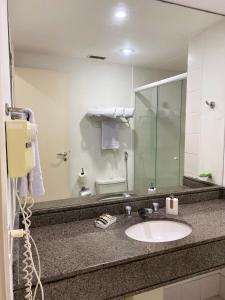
[94, 214, 117, 229]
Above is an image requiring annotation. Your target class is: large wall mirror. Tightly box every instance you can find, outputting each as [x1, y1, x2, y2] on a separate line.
[8, 0, 225, 205]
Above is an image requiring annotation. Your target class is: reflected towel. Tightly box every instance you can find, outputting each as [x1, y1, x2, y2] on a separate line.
[17, 108, 45, 197]
[115, 107, 124, 118]
[87, 108, 116, 118]
[87, 107, 135, 119]
[123, 107, 134, 118]
[101, 120, 119, 150]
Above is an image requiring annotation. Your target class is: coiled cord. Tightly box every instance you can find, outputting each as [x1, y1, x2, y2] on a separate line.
[14, 180, 44, 300]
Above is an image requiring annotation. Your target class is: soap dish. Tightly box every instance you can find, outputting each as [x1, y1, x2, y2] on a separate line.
[95, 214, 117, 229]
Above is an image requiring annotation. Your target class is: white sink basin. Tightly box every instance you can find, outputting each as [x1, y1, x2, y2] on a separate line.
[125, 220, 192, 243]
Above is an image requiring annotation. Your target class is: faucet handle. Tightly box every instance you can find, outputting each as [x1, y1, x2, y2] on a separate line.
[124, 205, 132, 216]
[152, 202, 159, 213]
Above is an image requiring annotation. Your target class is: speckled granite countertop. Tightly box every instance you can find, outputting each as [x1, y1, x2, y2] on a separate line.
[14, 199, 225, 294]
[31, 186, 191, 212]
[31, 184, 218, 214]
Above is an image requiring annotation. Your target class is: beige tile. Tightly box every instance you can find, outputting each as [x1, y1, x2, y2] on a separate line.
[126, 288, 164, 300]
[200, 274, 220, 299]
[219, 275, 225, 299]
[219, 269, 225, 277]
[164, 284, 181, 300]
[180, 280, 201, 300]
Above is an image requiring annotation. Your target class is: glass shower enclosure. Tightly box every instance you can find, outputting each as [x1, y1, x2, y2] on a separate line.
[134, 74, 186, 193]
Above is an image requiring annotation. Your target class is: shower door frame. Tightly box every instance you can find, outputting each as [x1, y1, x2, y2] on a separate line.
[134, 73, 187, 93]
[134, 73, 187, 190]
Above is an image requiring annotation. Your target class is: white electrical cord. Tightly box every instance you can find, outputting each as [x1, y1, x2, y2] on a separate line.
[29, 235, 42, 299]
[14, 180, 44, 300]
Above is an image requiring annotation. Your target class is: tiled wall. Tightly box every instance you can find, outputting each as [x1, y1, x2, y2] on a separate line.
[185, 20, 225, 185]
[128, 270, 225, 300]
[219, 269, 225, 299]
[164, 272, 220, 300]
[127, 288, 163, 300]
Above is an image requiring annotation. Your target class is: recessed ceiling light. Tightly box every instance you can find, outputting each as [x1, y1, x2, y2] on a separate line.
[115, 10, 127, 19]
[120, 48, 134, 55]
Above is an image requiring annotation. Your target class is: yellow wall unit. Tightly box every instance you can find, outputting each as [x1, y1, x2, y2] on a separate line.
[6, 120, 34, 178]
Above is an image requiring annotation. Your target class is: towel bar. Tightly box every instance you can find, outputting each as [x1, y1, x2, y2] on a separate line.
[5, 103, 25, 116]
[88, 115, 131, 125]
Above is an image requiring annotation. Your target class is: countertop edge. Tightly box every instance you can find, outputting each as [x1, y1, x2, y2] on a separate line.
[13, 237, 225, 300]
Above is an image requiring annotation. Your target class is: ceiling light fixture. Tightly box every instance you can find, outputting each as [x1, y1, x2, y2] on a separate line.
[120, 48, 134, 55]
[115, 10, 127, 19]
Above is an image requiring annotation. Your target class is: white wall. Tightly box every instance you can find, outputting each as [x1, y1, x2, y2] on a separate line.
[69, 60, 133, 196]
[14, 52, 177, 199]
[185, 19, 225, 185]
[133, 66, 178, 89]
[69, 62, 178, 196]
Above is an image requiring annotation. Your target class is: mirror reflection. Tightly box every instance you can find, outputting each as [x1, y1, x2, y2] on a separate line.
[9, 0, 225, 204]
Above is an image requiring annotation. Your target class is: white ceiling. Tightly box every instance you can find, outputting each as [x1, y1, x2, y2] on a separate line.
[160, 0, 225, 15]
[9, 0, 223, 71]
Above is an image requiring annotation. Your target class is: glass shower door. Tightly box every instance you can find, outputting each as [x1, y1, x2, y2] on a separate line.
[156, 81, 183, 187]
[134, 87, 157, 193]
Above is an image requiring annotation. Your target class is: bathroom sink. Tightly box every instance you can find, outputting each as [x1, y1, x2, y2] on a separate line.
[125, 220, 192, 243]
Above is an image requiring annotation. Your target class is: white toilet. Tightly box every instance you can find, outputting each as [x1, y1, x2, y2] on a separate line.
[95, 178, 126, 194]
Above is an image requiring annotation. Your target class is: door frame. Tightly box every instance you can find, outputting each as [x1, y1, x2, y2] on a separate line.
[0, 0, 14, 298]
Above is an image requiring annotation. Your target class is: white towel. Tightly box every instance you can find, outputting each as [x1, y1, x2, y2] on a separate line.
[123, 107, 134, 118]
[87, 107, 135, 119]
[115, 107, 124, 118]
[101, 120, 119, 150]
[87, 108, 116, 118]
[17, 108, 45, 197]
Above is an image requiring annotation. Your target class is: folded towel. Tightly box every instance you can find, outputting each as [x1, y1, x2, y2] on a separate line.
[17, 108, 45, 197]
[123, 107, 134, 118]
[115, 107, 124, 118]
[87, 107, 135, 119]
[102, 120, 119, 150]
[87, 108, 116, 118]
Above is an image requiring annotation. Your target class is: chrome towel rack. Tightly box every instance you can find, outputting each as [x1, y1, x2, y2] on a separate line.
[5, 103, 25, 116]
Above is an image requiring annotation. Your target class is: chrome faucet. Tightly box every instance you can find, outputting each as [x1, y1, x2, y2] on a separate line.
[152, 202, 159, 213]
[124, 205, 132, 217]
[138, 202, 160, 218]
